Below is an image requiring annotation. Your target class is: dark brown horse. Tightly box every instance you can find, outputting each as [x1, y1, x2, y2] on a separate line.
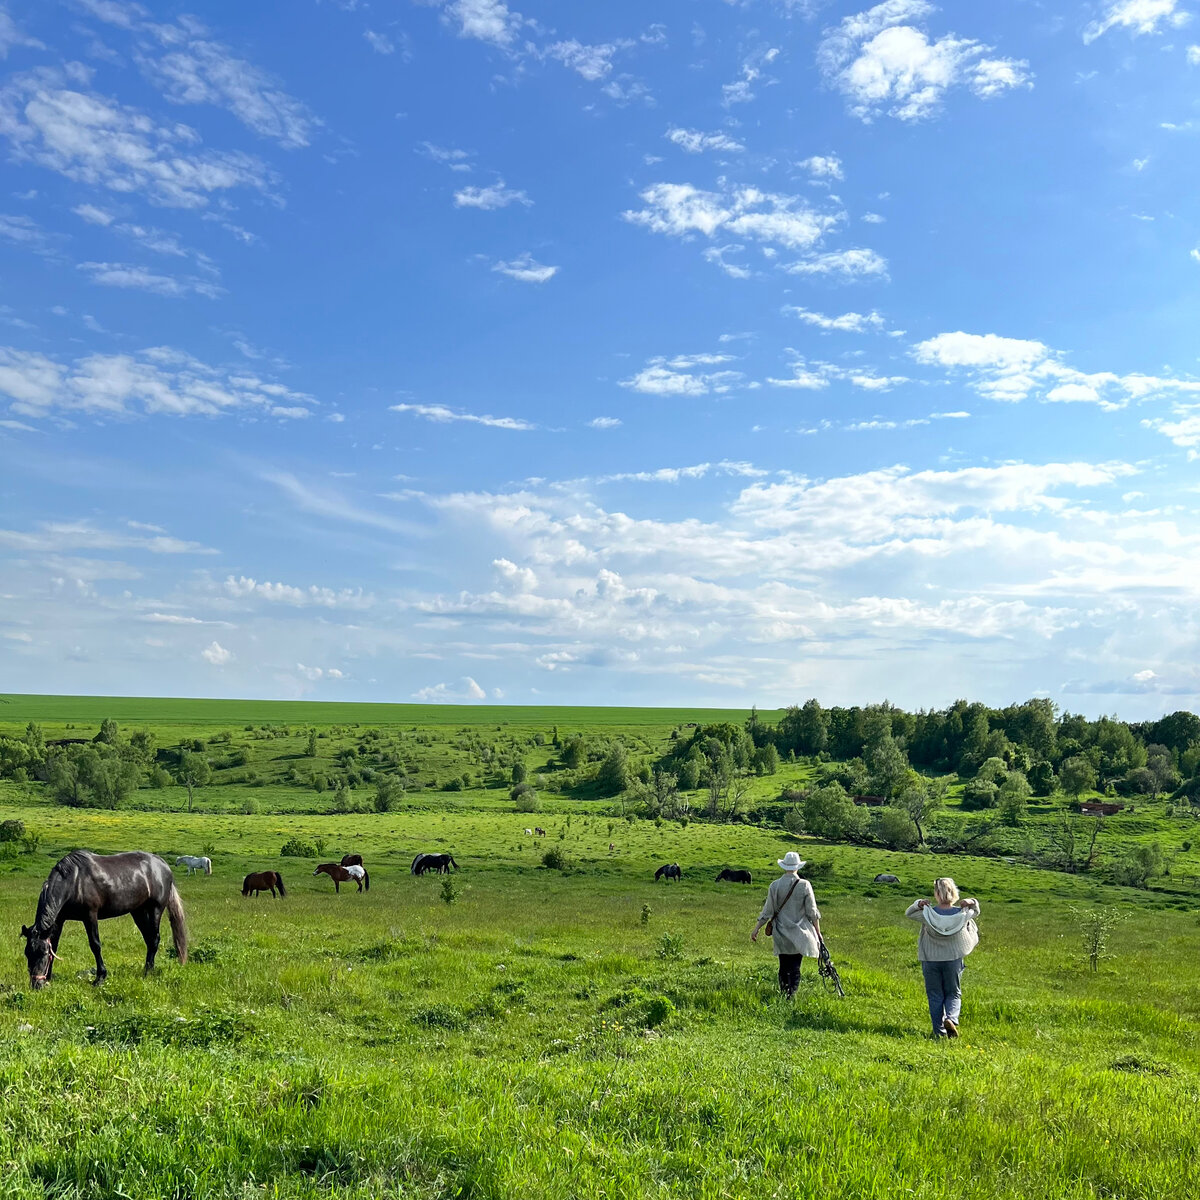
[411, 852, 458, 876]
[314, 863, 369, 892]
[21, 851, 187, 988]
[339, 853, 363, 868]
[242, 870, 286, 898]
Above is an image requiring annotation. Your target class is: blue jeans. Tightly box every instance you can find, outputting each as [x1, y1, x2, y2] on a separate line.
[921, 959, 964, 1033]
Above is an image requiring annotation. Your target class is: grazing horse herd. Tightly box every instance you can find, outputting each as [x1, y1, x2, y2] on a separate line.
[19, 827, 800, 989]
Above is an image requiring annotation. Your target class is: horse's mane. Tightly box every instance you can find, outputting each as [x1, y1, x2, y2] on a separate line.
[34, 851, 90, 933]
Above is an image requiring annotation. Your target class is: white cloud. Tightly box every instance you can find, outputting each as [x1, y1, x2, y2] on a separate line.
[201, 640, 232, 666]
[454, 180, 531, 209]
[364, 31, 396, 54]
[0, 67, 276, 208]
[782, 247, 889, 278]
[624, 181, 852, 268]
[912, 330, 1200, 410]
[439, 0, 522, 49]
[73, 203, 115, 226]
[818, 1, 1031, 122]
[0, 519, 214, 555]
[413, 675, 487, 701]
[798, 154, 844, 180]
[784, 306, 886, 332]
[0, 345, 314, 420]
[666, 127, 745, 153]
[621, 354, 744, 396]
[492, 253, 558, 283]
[588, 416, 622, 429]
[0, 9, 44, 57]
[77, 261, 223, 299]
[1084, 0, 1189, 43]
[390, 402, 536, 430]
[545, 40, 625, 81]
[595, 460, 769, 484]
[222, 575, 372, 608]
[418, 142, 474, 171]
[1188, 43, 1200, 62]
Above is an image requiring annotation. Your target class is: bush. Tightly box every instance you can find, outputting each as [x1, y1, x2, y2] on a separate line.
[512, 782, 541, 813]
[656, 932, 684, 960]
[960, 778, 998, 811]
[874, 806, 918, 850]
[542, 846, 575, 872]
[644, 995, 675, 1027]
[280, 837, 317, 858]
[0, 819, 25, 843]
[240, 798, 260, 815]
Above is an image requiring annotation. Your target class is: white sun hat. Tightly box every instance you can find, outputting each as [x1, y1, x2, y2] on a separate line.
[777, 851, 807, 872]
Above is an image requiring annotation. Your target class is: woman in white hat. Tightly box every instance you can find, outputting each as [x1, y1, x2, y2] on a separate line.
[750, 851, 823, 998]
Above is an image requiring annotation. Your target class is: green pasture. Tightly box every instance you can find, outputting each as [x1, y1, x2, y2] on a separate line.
[0, 804, 1198, 1198]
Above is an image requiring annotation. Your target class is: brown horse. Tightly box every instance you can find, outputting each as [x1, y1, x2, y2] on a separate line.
[339, 853, 363, 868]
[242, 870, 286, 898]
[314, 863, 369, 893]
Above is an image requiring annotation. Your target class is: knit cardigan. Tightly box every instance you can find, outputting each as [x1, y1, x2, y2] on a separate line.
[758, 873, 821, 957]
[904, 899, 980, 962]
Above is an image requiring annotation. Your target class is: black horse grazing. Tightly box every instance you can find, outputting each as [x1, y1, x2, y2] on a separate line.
[715, 868, 753, 884]
[242, 870, 286, 898]
[411, 852, 459, 876]
[314, 863, 369, 893]
[340, 853, 364, 868]
[21, 851, 187, 988]
[655, 863, 682, 882]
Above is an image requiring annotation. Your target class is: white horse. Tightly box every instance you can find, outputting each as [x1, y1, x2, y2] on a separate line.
[175, 855, 212, 876]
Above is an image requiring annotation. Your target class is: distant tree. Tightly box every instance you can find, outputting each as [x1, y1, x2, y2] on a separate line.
[561, 735, 587, 770]
[1146, 745, 1179, 798]
[305, 729, 318, 758]
[897, 774, 945, 845]
[864, 725, 909, 801]
[23, 721, 44, 755]
[752, 744, 779, 776]
[596, 742, 631, 796]
[175, 750, 212, 812]
[1150, 711, 1200, 756]
[997, 771, 1031, 825]
[94, 718, 119, 746]
[677, 754, 703, 791]
[1028, 760, 1055, 797]
[960, 778, 998, 811]
[375, 776, 404, 813]
[1069, 905, 1123, 972]
[1042, 814, 1104, 874]
[128, 729, 157, 763]
[957, 711, 991, 775]
[511, 762, 528, 785]
[47, 744, 139, 809]
[1112, 842, 1164, 889]
[1059, 756, 1098, 800]
[802, 782, 868, 842]
[976, 757, 1008, 786]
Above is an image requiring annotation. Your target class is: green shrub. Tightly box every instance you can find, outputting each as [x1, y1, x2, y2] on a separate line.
[280, 837, 316, 858]
[656, 932, 684, 960]
[0, 819, 25, 843]
[542, 846, 575, 872]
[644, 996, 675, 1027]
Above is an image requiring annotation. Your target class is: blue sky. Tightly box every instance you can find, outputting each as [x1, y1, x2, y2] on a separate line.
[1, 0, 1199, 715]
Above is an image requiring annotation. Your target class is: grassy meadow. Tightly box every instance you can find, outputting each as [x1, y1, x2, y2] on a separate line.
[0, 696, 1197, 1197]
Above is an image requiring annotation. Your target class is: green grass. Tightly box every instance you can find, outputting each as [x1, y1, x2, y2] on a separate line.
[1, 697, 1199, 1196]
[0, 803, 1198, 1197]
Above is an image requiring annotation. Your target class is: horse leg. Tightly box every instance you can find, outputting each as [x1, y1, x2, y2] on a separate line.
[82, 914, 107, 984]
[133, 906, 163, 975]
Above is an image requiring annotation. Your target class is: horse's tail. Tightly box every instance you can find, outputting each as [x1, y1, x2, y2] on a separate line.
[448, 855, 459, 872]
[167, 885, 188, 966]
[204, 858, 212, 876]
[275, 872, 286, 897]
[363, 870, 370, 892]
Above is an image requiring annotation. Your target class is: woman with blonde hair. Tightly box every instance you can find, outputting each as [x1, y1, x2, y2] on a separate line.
[751, 851, 822, 998]
[905, 877, 979, 1037]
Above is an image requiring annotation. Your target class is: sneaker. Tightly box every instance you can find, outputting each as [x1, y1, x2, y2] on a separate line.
[942, 1017, 959, 1038]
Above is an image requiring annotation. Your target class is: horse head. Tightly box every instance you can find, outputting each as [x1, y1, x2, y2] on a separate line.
[21, 925, 54, 989]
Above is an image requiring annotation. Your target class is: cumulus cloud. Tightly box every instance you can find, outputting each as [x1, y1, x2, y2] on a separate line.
[454, 180, 532, 209]
[492, 253, 558, 283]
[545, 40, 626, 81]
[818, 1, 1031, 122]
[222, 575, 372, 608]
[0, 345, 315, 421]
[797, 154, 844, 180]
[1083, 0, 1189, 43]
[413, 675, 487, 701]
[588, 416, 621, 429]
[912, 330, 1200, 409]
[200, 640, 232, 666]
[438, 0, 522, 49]
[0, 67, 276, 207]
[390, 402, 536, 430]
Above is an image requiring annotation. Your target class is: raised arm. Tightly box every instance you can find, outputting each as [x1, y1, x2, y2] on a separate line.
[905, 899, 928, 920]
